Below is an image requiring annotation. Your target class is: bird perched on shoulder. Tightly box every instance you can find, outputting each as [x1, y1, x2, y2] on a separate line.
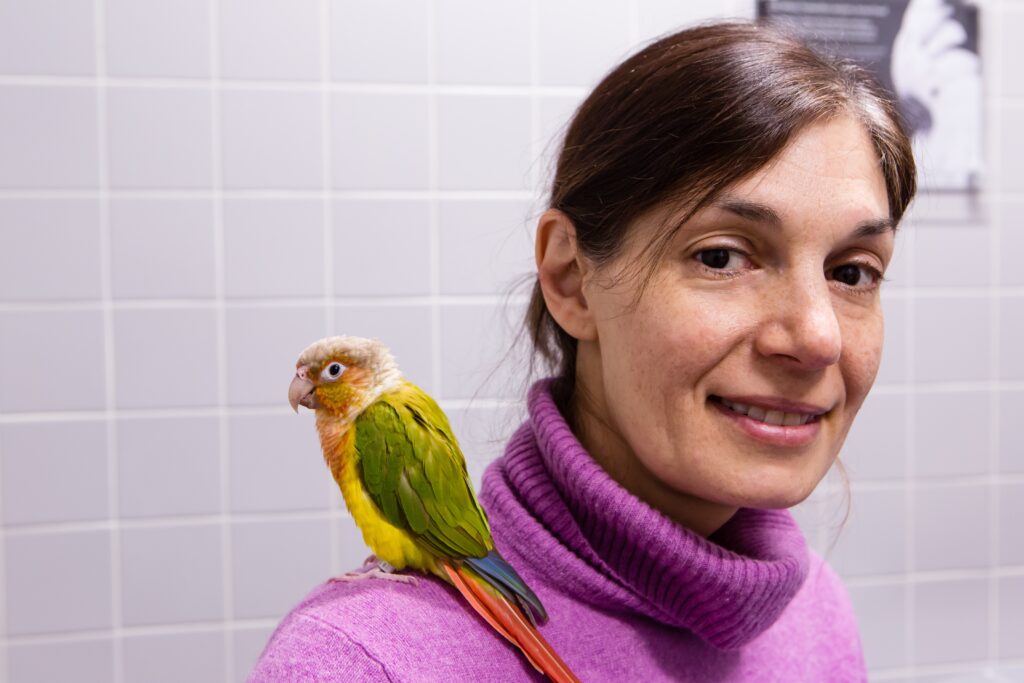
[288, 335, 580, 683]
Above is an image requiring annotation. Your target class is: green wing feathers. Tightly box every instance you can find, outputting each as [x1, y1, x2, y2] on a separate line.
[355, 381, 494, 559]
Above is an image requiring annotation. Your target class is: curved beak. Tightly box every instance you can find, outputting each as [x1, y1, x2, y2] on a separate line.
[288, 366, 319, 412]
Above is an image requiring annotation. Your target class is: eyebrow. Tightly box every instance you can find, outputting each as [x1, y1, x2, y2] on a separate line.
[710, 196, 895, 238]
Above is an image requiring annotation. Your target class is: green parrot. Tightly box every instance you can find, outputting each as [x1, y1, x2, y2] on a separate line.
[287, 335, 579, 682]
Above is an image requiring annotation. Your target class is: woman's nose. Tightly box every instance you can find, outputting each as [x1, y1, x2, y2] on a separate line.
[754, 273, 842, 370]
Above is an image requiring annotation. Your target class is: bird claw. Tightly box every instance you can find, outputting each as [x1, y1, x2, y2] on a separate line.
[329, 561, 419, 586]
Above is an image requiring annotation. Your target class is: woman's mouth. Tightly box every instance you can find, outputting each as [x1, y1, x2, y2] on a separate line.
[708, 395, 826, 448]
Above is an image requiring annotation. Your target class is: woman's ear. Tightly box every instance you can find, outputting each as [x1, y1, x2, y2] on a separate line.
[535, 208, 597, 341]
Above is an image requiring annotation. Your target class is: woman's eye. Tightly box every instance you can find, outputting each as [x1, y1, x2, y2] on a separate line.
[829, 263, 882, 291]
[695, 248, 750, 272]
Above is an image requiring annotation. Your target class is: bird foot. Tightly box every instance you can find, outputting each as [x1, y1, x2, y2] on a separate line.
[330, 560, 419, 586]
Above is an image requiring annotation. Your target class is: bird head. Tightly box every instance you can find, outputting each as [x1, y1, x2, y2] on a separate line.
[288, 335, 402, 422]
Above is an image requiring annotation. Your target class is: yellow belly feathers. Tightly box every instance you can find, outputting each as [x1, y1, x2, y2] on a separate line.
[319, 417, 438, 575]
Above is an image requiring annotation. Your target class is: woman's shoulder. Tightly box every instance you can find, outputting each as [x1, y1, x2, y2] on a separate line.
[248, 572, 542, 682]
[763, 546, 866, 673]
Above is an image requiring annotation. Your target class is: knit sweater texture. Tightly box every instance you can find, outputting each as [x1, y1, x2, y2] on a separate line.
[249, 378, 867, 682]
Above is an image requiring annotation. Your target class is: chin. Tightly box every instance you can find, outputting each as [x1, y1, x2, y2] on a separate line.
[718, 470, 819, 511]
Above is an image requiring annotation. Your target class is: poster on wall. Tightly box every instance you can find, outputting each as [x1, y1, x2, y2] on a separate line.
[757, 0, 982, 195]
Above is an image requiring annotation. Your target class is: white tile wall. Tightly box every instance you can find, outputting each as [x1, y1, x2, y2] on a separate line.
[110, 199, 216, 298]
[107, 88, 214, 189]
[0, 200, 103, 301]
[1, 1, 1021, 681]
[104, 0, 211, 78]
[122, 632, 225, 683]
[0, 86, 98, 188]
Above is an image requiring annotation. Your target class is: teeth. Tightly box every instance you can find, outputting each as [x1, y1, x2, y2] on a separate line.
[719, 397, 814, 426]
[782, 412, 804, 426]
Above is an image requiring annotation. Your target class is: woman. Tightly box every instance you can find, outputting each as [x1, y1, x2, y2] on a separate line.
[251, 19, 915, 682]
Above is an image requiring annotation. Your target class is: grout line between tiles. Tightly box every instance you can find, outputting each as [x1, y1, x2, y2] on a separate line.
[207, 3, 236, 681]
[320, 0, 343, 585]
[88, 2, 126, 682]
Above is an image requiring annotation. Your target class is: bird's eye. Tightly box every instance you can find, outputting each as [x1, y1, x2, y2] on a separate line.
[320, 362, 345, 381]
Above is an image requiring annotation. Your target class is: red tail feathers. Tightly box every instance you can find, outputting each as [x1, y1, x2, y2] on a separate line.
[441, 561, 581, 683]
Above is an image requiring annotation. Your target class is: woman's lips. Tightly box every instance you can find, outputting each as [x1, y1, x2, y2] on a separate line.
[709, 396, 822, 448]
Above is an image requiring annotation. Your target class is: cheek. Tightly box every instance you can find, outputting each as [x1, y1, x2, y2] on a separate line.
[840, 308, 885, 408]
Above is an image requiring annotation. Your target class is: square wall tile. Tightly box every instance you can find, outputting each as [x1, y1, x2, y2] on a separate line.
[228, 413, 329, 513]
[107, 88, 213, 188]
[8, 639, 114, 683]
[999, 576, 1024, 658]
[232, 519, 332, 619]
[221, 89, 322, 189]
[123, 632, 225, 683]
[828, 488, 907, 578]
[105, 0, 210, 77]
[331, 93, 429, 189]
[537, 0, 631, 86]
[840, 392, 907, 480]
[442, 402, 524, 489]
[0, 310, 106, 413]
[0, 0, 95, 75]
[0, 86, 98, 188]
[913, 297, 991, 383]
[333, 200, 431, 296]
[330, 0, 428, 83]
[1001, 105, 1024, 192]
[1000, 391, 1024, 473]
[999, 483, 1024, 566]
[914, 483, 990, 571]
[912, 225, 992, 287]
[219, 0, 320, 80]
[912, 578, 988, 666]
[223, 199, 324, 298]
[110, 199, 216, 298]
[114, 308, 219, 409]
[1000, 297, 1024, 380]
[875, 295, 908, 385]
[118, 417, 221, 518]
[120, 524, 223, 626]
[913, 391, 990, 477]
[234, 626, 275, 683]
[224, 306, 326, 405]
[1, 420, 108, 525]
[438, 200, 535, 295]
[439, 302, 528, 400]
[0, 199, 102, 301]
[5, 531, 112, 635]
[847, 582, 908, 670]
[437, 95, 532, 190]
[999, 199, 1024, 286]
[436, 0, 530, 84]
[333, 304, 434, 393]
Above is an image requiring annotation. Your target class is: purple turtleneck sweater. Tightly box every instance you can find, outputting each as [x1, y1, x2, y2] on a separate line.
[249, 379, 867, 681]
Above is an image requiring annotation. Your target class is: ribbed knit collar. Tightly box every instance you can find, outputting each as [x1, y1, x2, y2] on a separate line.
[480, 378, 810, 650]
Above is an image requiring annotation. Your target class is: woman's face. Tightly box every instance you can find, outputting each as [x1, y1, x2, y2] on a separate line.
[576, 114, 893, 516]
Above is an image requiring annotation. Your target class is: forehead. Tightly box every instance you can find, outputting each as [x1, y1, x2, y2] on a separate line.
[722, 114, 889, 222]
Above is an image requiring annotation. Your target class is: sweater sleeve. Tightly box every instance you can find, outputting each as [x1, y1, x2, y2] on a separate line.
[247, 612, 393, 683]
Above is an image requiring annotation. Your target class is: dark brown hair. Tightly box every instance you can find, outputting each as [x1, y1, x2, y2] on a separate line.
[525, 19, 916, 412]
